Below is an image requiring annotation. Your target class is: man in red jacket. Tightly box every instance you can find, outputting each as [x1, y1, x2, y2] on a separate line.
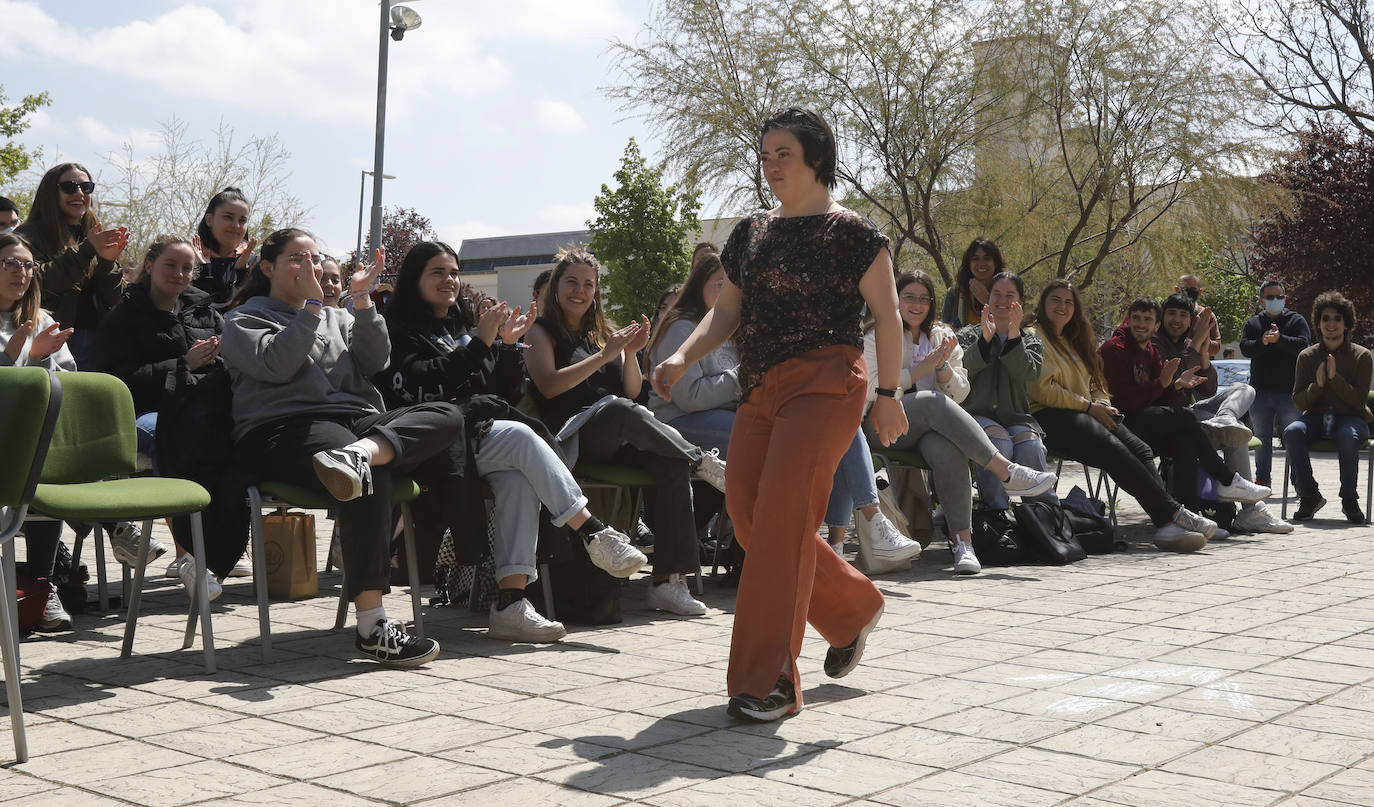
[1099, 297, 1270, 514]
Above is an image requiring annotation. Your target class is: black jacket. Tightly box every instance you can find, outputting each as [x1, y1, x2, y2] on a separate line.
[1240, 310, 1311, 394]
[94, 284, 224, 414]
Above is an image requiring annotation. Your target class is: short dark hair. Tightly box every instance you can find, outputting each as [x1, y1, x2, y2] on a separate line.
[1128, 297, 1162, 320]
[760, 107, 837, 189]
[988, 271, 1025, 301]
[1162, 293, 1195, 317]
[1312, 290, 1356, 337]
[0, 196, 18, 216]
[1259, 279, 1285, 296]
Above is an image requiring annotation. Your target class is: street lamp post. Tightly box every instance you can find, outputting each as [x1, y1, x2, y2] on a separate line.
[356, 169, 395, 258]
[368, 2, 421, 261]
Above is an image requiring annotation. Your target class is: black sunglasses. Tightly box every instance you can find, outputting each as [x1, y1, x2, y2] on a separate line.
[57, 180, 96, 194]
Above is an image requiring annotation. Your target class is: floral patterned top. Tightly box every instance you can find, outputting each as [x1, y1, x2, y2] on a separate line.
[721, 209, 889, 400]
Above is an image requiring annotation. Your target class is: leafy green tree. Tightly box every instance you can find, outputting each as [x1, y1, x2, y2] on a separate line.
[0, 86, 51, 185]
[588, 138, 702, 321]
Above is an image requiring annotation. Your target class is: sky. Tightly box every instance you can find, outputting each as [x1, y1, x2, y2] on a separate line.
[0, 0, 692, 257]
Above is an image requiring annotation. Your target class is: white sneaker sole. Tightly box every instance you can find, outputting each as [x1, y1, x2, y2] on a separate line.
[953, 560, 982, 575]
[1005, 476, 1056, 499]
[312, 452, 363, 501]
[1154, 532, 1207, 553]
[871, 541, 922, 563]
[487, 624, 567, 643]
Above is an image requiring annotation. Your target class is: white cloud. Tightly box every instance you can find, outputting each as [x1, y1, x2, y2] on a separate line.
[536, 203, 596, 229]
[534, 100, 587, 134]
[75, 118, 161, 153]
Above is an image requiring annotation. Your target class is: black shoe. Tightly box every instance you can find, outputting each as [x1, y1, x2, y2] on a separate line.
[634, 518, 655, 554]
[1342, 498, 1366, 524]
[727, 675, 797, 722]
[356, 618, 440, 667]
[824, 602, 884, 679]
[1293, 495, 1326, 521]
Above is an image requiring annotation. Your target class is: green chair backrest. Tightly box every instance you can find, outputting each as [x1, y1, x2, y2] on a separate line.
[40, 371, 138, 485]
[0, 367, 61, 507]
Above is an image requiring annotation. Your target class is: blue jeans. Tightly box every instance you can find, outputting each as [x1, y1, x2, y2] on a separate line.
[1283, 412, 1370, 500]
[666, 408, 735, 459]
[825, 430, 879, 526]
[1251, 389, 1301, 482]
[972, 416, 1054, 510]
[136, 411, 159, 473]
[474, 420, 588, 582]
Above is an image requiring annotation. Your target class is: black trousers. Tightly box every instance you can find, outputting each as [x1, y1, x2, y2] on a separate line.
[1037, 407, 1180, 527]
[234, 402, 465, 600]
[1124, 406, 1233, 510]
[19, 520, 61, 578]
[575, 397, 702, 577]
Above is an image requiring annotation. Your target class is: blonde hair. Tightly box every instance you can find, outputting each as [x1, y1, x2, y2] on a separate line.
[542, 247, 609, 349]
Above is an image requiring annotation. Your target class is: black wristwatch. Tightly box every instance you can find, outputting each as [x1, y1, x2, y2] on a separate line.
[875, 387, 902, 400]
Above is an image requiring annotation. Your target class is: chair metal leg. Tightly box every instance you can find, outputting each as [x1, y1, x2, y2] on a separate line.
[120, 520, 155, 659]
[401, 503, 424, 639]
[187, 513, 215, 674]
[248, 488, 272, 664]
[92, 523, 110, 614]
[334, 566, 350, 631]
[539, 562, 556, 621]
[1281, 451, 1291, 520]
[0, 555, 28, 763]
[1, 544, 18, 660]
[1366, 444, 1372, 525]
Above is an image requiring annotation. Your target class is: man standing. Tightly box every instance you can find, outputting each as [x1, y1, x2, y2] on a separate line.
[1155, 294, 1293, 533]
[1177, 274, 1222, 357]
[1240, 280, 1311, 487]
[1101, 298, 1270, 517]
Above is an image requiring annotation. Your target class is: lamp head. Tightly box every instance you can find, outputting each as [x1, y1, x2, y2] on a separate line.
[390, 5, 422, 40]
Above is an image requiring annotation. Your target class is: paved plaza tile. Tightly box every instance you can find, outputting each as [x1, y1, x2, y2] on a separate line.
[0, 455, 1372, 805]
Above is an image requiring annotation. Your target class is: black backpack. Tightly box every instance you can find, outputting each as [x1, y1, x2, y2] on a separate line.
[1012, 501, 1087, 565]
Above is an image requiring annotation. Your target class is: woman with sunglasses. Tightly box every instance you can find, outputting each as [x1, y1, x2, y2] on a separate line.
[1284, 291, 1373, 523]
[221, 229, 463, 667]
[0, 231, 76, 632]
[864, 271, 1055, 575]
[15, 163, 128, 369]
[380, 240, 643, 642]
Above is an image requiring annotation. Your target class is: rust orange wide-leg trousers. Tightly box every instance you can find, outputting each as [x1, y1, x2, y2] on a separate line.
[725, 345, 886, 707]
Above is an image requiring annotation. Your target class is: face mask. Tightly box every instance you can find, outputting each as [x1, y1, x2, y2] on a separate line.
[0, 226, 12, 236]
[1265, 298, 1284, 316]
[1183, 287, 1199, 302]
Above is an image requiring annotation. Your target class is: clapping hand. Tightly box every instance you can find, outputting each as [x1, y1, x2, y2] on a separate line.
[88, 222, 129, 263]
[349, 248, 385, 297]
[476, 301, 509, 347]
[623, 315, 652, 354]
[185, 337, 220, 371]
[1263, 324, 1280, 345]
[1160, 357, 1181, 388]
[500, 301, 537, 344]
[234, 237, 259, 270]
[980, 304, 996, 343]
[915, 336, 956, 378]
[1317, 353, 1337, 386]
[1176, 366, 1205, 389]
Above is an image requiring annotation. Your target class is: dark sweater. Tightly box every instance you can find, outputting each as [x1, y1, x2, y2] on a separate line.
[1240, 310, 1310, 393]
[94, 284, 224, 414]
[1293, 340, 1374, 422]
[1099, 320, 1180, 413]
[1152, 332, 1218, 402]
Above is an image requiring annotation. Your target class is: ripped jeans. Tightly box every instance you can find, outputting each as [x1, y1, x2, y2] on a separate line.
[971, 416, 1055, 510]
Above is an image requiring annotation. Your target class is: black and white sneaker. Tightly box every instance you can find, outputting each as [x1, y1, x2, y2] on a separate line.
[312, 447, 373, 502]
[727, 675, 797, 722]
[824, 602, 884, 679]
[355, 618, 440, 667]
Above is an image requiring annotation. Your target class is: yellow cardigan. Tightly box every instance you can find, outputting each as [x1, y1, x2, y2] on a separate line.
[1028, 326, 1111, 413]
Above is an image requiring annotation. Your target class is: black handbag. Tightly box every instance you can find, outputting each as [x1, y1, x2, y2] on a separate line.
[971, 506, 1028, 566]
[1012, 501, 1087, 565]
[1063, 508, 1119, 554]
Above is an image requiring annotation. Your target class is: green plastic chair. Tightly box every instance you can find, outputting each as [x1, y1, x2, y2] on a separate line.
[1280, 393, 1374, 524]
[240, 476, 425, 665]
[24, 373, 216, 673]
[0, 367, 63, 763]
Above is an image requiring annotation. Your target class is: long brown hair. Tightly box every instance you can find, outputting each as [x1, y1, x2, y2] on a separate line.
[646, 253, 730, 362]
[953, 237, 1005, 315]
[19, 163, 101, 259]
[1033, 279, 1107, 393]
[542, 247, 609, 349]
[0, 233, 42, 328]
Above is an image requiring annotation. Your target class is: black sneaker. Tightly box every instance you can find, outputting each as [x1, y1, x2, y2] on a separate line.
[312, 447, 373, 502]
[1294, 495, 1326, 521]
[727, 675, 797, 722]
[356, 618, 440, 667]
[634, 518, 656, 555]
[824, 602, 884, 679]
[1342, 498, 1366, 524]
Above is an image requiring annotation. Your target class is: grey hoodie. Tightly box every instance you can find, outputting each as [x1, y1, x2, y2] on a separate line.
[647, 318, 741, 423]
[220, 295, 390, 441]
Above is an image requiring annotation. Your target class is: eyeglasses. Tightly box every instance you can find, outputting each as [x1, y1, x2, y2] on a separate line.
[285, 251, 323, 266]
[1262, 294, 1284, 301]
[0, 257, 37, 273]
[900, 295, 935, 305]
[57, 180, 96, 195]
[1320, 314, 1344, 323]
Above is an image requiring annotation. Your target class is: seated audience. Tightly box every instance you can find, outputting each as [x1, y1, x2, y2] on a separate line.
[191, 187, 256, 311]
[1285, 291, 1373, 523]
[380, 240, 643, 642]
[320, 256, 345, 307]
[941, 237, 1003, 328]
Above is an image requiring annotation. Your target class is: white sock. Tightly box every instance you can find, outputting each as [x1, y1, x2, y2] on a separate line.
[344, 439, 375, 462]
[356, 605, 386, 638]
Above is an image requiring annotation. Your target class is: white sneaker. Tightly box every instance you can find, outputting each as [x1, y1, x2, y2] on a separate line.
[35, 587, 72, 632]
[488, 597, 566, 642]
[858, 510, 921, 562]
[1232, 501, 1294, 534]
[951, 540, 981, 575]
[109, 522, 168, 567]
[693, 448, 727, 493]
[1172, 506, 1218, 540]
[177, 554, 222, 602]
[1212, 527, 1230, 540]
[585, 526, 647, 578]
[1153, 523, 1207, 552]
[1216, 473, 1270, 504]
[226, 556, 253, 578]
[1002, 464, 1057, 498]
[1201, 413, 1253, 446]
[647, 575, 707, 616]
[164, 556, 186, 579]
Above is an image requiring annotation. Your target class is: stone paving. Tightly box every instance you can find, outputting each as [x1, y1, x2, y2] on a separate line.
[2, 454, 1373, 806]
